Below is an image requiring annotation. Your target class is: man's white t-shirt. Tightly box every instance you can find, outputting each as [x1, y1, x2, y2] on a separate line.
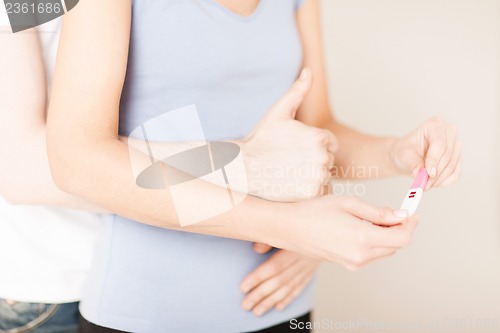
[0, 1, 8, 26]
[0, 2, 9, 28]
[0, 5, 101, 304]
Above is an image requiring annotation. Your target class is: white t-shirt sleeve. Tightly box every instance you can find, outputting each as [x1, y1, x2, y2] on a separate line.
[0, 1, 10, 27]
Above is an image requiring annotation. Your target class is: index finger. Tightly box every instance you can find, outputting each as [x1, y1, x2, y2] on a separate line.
[240, 251, 298, 293]
[366, 215, 420, 248]
[424, 131, 447, 178]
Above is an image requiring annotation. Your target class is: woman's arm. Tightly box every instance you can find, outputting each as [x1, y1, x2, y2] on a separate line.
[45, 0, 326, 232]
[295, 0, 398, 178]
[46, 0, 311, 237]
[47, 0, 419, 269]
[0, 27, 103, 210]
[295, 0, 461, 186]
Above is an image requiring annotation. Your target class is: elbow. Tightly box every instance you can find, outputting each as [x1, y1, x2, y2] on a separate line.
[46, 113, 78, 194]
[46, 133, 80, 196]
[46, 127, 103, 198]
[48, 159, 73, 194]
[46, 146, 78, 195]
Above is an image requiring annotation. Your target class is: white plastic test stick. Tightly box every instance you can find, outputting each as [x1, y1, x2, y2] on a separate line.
[400, 168, 429, 216]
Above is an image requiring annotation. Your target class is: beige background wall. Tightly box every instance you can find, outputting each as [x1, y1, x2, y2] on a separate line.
[315, 0, 500, 332]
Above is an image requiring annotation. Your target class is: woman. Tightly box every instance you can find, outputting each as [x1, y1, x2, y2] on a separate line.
[47, 0, 461, 332]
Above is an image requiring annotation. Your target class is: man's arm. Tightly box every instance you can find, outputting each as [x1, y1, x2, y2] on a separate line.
[0, 27, 104, 210]
[295, 0, 400, 179]
[295, 0, 461, 185]
[46, 0, 418, 268]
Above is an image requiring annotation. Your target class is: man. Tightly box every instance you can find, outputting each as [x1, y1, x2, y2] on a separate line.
[0, 8, 101, 333]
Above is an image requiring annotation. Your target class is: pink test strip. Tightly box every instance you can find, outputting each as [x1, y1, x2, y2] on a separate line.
[410, 168, 429, 190]
[400, 168, 429, 216]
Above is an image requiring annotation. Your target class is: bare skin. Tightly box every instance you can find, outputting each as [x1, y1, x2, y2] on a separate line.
[44, 0, 460, 319]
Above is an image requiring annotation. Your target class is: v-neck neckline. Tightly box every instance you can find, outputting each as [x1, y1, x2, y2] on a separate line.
[204, 0, 265, 22]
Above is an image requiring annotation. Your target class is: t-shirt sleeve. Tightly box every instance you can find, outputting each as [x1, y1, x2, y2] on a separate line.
[0, 1, 10, 27]
[294, 0, 306, 11]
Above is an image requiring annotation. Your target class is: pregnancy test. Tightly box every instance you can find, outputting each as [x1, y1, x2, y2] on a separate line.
[400, 168, 429, 216]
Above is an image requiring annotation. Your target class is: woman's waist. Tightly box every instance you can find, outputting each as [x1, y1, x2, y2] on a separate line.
[82, 216, 315, 331]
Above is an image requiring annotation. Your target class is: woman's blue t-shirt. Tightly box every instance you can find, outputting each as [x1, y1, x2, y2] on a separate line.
[80, 1, 314, 332]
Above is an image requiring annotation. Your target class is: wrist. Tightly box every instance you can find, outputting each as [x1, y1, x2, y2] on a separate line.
[250, 199, 299, 250]
[386, 138, 411, 176]
[271, 199, 323, 259]
[383, 137, 407, 177]
[233, 138, 262, 197]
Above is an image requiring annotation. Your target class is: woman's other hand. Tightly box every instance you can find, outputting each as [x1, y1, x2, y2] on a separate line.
[240, 248, 320, 317]
[390, 117, 462, 190]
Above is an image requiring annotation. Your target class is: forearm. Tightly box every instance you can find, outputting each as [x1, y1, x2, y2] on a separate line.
[294, 0, 404, 180]
[45, 0, 306, 244]
[0, 27, 102, 210]
[48, 135, 292, 247]
[322, 118, 401, 179]
[0, 126, 105, 211]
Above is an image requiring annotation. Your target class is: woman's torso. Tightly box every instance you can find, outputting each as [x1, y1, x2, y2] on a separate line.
[80, 1, 314, 332]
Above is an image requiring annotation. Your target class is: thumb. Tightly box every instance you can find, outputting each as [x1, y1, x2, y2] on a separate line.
[342, 197, 409, 226]
[266, 68, 312, 120]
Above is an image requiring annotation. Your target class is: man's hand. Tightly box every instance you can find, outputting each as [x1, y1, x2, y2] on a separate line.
[241, 68, 338, 202]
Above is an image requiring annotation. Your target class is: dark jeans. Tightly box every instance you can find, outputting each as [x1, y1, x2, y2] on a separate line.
[0, 299, 79, 333]
[79, 312, 312, 333]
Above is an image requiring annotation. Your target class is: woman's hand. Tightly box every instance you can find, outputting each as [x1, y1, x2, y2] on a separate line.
[275, 195, 418, 270]
[242, 190, 415, 316]
[240, 248, 320, 317]
[389, 117, 462, 189]
[241, 68, 338, 202]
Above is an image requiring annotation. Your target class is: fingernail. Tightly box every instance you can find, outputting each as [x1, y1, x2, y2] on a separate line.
[243, 301, 254, 311]
[430, 167, 437, 178]
[241, 283, 252, 293]
[393, 209, 408, 219]
[299, 68, 308, 81]
[254, 306, 266, 316]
